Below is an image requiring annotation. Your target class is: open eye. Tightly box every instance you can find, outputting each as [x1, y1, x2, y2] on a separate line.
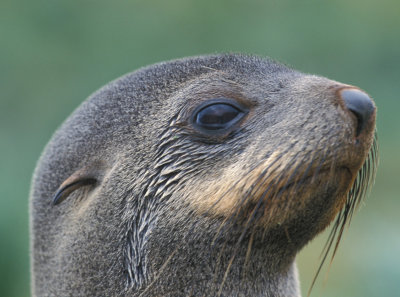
[193, 99, 246, 131]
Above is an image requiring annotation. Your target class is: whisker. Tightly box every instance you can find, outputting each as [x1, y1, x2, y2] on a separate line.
[308, 132, 379, 296]
[137, 248, 178, 297]
[216, 180, 274, 297]
[243, 227, 256, 277]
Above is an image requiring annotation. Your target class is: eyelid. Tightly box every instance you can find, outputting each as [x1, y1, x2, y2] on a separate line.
[52, 178, 97, 205]
[191, 98, 247, 116]
[51, 161, 107, 205]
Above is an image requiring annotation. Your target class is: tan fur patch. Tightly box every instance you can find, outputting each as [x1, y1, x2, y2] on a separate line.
[187, 145, 359, 229]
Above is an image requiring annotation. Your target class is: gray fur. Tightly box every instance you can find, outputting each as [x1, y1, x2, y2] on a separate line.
[30, 54, 376, 296]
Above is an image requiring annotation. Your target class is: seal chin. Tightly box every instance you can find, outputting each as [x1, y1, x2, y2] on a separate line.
[277, 165, 354, 195]
[248, 165, 355, 229]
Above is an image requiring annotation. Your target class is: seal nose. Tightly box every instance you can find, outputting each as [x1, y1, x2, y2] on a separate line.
[340, 88, 375, 136]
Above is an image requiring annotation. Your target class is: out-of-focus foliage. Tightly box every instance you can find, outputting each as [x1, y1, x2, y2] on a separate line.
[1, 0, 399, 296]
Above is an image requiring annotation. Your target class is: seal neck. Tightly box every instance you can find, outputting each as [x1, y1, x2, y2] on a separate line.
[134, 215, 301, 297]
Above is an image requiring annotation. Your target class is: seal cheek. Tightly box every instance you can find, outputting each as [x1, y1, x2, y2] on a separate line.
[185, 151, 295, 222]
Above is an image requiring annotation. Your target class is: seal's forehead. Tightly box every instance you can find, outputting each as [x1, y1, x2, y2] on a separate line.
[155, 53, 288, 72]
[119, 54, 293, 88]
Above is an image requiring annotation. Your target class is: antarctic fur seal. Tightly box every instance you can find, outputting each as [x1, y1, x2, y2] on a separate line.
[30, 54, 377, 297]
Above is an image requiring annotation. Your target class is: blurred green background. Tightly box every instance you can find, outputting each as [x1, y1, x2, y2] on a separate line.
[1, 0, 399, 296]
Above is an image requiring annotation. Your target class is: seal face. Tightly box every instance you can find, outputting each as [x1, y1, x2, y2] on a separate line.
[30, 54, 377, 297]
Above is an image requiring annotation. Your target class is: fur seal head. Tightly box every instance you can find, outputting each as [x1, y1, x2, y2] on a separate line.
[30, 54, 377, 297]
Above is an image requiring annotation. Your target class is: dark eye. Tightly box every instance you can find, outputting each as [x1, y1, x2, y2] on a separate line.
[194, 101, 245, 131]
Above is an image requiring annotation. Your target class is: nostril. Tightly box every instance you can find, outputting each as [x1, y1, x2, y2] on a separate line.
[340, 89, 375, 136]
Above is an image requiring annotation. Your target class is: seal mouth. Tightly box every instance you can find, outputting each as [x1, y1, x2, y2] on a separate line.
[273, 165, 353, 195]
[241, 165, 355, 227]
[308, 132, 379, 292]
[202, 136, 377, 228]
[222, 131, 378, 240]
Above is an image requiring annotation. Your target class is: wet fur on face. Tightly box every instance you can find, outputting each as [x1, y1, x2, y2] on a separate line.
[30, 54, 377, 297]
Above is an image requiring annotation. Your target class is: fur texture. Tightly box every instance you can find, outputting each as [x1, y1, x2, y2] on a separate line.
[30, 54, 377, 297]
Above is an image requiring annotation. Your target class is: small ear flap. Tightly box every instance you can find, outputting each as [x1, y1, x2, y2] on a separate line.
[52, 161, 106, 206]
